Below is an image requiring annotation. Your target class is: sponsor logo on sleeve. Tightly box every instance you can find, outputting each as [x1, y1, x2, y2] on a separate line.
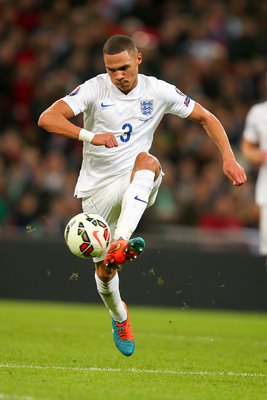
[69, 86, 80, 96]
[184, 96, 191, 107]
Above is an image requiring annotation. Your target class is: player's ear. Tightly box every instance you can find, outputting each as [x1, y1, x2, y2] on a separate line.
[137, 52, 142, 65]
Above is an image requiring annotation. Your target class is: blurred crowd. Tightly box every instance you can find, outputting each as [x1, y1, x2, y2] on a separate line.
[0, 0, 267, 238]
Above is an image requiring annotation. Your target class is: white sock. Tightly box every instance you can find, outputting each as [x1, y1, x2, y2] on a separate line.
[95, 272, 127, 322]
[114, 169, 155, 240]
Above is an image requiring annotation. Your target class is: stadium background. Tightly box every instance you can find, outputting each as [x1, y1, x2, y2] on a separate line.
[0, 0, 267, 309]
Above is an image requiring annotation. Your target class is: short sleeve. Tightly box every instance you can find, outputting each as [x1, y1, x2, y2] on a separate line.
[62, 79, 98, 116]
[160, 81, 195, 118]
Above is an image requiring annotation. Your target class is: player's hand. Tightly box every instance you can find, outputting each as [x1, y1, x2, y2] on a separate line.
[91, 133, 118, 148]
[223, 157, 247, 186]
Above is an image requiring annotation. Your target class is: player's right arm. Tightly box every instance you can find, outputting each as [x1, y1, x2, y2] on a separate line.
[38, 99, 118, 148]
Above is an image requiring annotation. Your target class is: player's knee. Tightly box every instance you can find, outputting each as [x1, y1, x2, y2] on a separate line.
[135, 152, 160, 173]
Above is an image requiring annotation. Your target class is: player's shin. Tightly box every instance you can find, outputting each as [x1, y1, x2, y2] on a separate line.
[94, 271, 127, 322]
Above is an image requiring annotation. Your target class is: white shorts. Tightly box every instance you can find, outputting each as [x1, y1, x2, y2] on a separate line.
[259, 205, 267, 255]
[82, 170, 163, 262]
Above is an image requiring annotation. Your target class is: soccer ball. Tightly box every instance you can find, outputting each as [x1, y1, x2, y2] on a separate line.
[64, 212, 111, 258]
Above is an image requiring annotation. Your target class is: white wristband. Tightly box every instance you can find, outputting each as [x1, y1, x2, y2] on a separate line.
[78, 128, 95, 143]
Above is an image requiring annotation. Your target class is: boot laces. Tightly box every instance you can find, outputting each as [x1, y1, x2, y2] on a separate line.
[115, 320, 134, 340]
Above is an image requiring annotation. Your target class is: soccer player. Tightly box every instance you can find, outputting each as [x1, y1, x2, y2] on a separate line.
[241, 74, 267, 262]
[38, 35, 247, 357]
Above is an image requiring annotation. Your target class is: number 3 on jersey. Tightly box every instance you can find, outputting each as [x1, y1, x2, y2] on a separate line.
[120, 123, 132, 143]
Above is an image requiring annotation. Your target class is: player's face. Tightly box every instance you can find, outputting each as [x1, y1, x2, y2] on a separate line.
[104, 50, 142, 94]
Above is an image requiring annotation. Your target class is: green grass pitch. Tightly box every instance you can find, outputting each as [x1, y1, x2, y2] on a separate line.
[0, 300, 266, 400]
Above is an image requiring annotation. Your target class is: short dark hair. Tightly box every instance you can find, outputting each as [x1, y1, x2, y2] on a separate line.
[103, 35, 137, 55]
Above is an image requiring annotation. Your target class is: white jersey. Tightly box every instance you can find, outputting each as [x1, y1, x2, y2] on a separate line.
[243, 101, 267, 206]
[62, 73, 195, 198]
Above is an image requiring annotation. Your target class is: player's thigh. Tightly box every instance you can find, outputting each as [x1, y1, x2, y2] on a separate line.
[81, 174, 130, 235]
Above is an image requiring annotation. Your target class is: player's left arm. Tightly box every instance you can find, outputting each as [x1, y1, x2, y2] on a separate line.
[188, 102, 247, 186]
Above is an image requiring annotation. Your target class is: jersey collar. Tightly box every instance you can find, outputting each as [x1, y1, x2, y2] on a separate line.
[109, 74, 142, 99]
